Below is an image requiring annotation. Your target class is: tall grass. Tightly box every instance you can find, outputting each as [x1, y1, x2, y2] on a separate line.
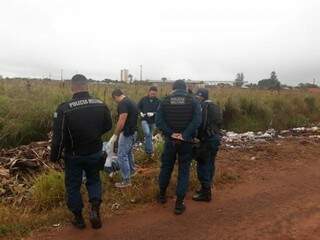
[31, 170, 65, 210]
[0, 79, 320, 148]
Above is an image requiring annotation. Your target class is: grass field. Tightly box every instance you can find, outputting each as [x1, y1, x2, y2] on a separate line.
[0, 79, 320, 239]
[0, 78, 320, 148]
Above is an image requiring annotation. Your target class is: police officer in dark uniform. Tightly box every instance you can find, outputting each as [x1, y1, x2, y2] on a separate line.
[50, 74, 112, 229]
[192, 88, 222, 202]
[156, 80, 201, 215]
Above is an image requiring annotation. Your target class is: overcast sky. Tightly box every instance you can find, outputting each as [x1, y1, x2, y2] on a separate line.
[0, 0, 319, 85]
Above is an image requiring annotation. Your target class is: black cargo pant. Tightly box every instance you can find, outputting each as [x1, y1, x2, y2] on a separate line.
[64, 151, 102, 214]
[158, 138, 193, 199]
[195, 135, 220, 189]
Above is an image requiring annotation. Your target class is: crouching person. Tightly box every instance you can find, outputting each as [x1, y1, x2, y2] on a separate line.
[50, 74, 112, 229]
[193, 88, 222, 202]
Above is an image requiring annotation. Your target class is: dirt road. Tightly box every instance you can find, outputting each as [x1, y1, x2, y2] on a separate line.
[28, 137, 320, 240]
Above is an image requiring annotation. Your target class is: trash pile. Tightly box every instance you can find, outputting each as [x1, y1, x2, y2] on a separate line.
[0, 141, 59, 204]
[0, 125, 319, 204]
[222, 126, 320, 148]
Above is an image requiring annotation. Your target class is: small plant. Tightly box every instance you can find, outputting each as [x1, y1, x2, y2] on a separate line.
[31, 170, 65, 210]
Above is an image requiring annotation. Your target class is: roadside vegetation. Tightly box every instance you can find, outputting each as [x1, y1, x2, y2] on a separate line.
[0, 78, 319, 239]
[1, 79, 320, 148]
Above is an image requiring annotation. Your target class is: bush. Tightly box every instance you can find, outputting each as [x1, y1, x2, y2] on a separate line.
[31, 170, 65, 210]
[304, 96, 317, 113]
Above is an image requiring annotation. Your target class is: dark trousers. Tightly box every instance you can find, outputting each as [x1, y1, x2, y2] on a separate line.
[196, 147, 218, 189]
[64, 151, 102, 214]
[158, 139, 193, 199]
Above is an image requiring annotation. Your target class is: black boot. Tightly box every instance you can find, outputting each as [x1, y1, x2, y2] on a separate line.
[174, 197, 186, 215]
[192, 188, 212, 202]
[89, 202, 102, 229]
[157, 189, 167, 204]
[72, 212, 86, 229]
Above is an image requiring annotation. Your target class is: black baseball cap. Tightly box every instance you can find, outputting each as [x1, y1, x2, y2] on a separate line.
[195, 88, 209, 100]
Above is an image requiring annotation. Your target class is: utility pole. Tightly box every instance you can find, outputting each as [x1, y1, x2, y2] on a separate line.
[60, 69, 63, 81]
[139, 65, 142, 81]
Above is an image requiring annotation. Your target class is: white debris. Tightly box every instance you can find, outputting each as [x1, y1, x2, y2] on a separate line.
[280, 130, 290, 135]
[292, 127, 306, 132]
[309, 135, 320, 139]
[221, 125, 320, 148]
[111, 202, 120, 211]
[311, 127, 319, 132]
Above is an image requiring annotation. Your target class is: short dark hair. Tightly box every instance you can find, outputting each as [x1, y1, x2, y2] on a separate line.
[71, 74, 87, 84]
[112, 89, 124, 98]
[173, 80, 187, 91]
[149, 86, 158, 92]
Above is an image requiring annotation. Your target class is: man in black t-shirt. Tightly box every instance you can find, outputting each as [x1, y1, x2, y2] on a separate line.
[137, 86, 161, 157]
[110, 89, 138, 188]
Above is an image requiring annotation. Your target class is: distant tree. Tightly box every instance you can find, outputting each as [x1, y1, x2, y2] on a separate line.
[128, 74, 133, 83]
[103, 78, 113, 83]
[281, 84, 292, 90]
[161, 77, 167, 83]
[0, 75, 3, 80]
[234, 72, 245, 87]
[245, 83, 258, 89]
[297, 83, 319, 88]
[258, 71, 281, 91]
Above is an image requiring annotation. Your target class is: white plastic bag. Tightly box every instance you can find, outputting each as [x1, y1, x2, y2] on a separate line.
[102, 140, 120, 174]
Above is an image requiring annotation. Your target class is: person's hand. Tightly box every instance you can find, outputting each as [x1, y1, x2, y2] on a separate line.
[175, 133, 184, 141]
[140, 112, 146, 117]
[171, 133, 183, 141]
[109, 134, 117, 144]
[147, 112, 155, 117]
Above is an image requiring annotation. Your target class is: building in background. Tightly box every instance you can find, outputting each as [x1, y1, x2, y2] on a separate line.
[120, 69, 129, 82]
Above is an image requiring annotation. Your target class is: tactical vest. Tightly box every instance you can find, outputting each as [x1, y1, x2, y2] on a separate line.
[199, 100, 222, 139]
[162, 93, 194, 132]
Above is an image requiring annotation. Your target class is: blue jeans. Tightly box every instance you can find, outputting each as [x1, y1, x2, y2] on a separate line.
[141, 120, 155, 154]
[64, 151, 102, 214]
[117, 132, 135, 182]
[158, 138, 193, 199]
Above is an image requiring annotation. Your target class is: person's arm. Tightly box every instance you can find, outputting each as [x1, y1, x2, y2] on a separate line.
[102, 105, 113, 133]
[152, 99, 161, 114]
[182, 99, 202, 140]
[155, 103, 173, 137]
[50, 106, 65, 162]
[114, 113, 127, 136]
[138, 97, 147, 118]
